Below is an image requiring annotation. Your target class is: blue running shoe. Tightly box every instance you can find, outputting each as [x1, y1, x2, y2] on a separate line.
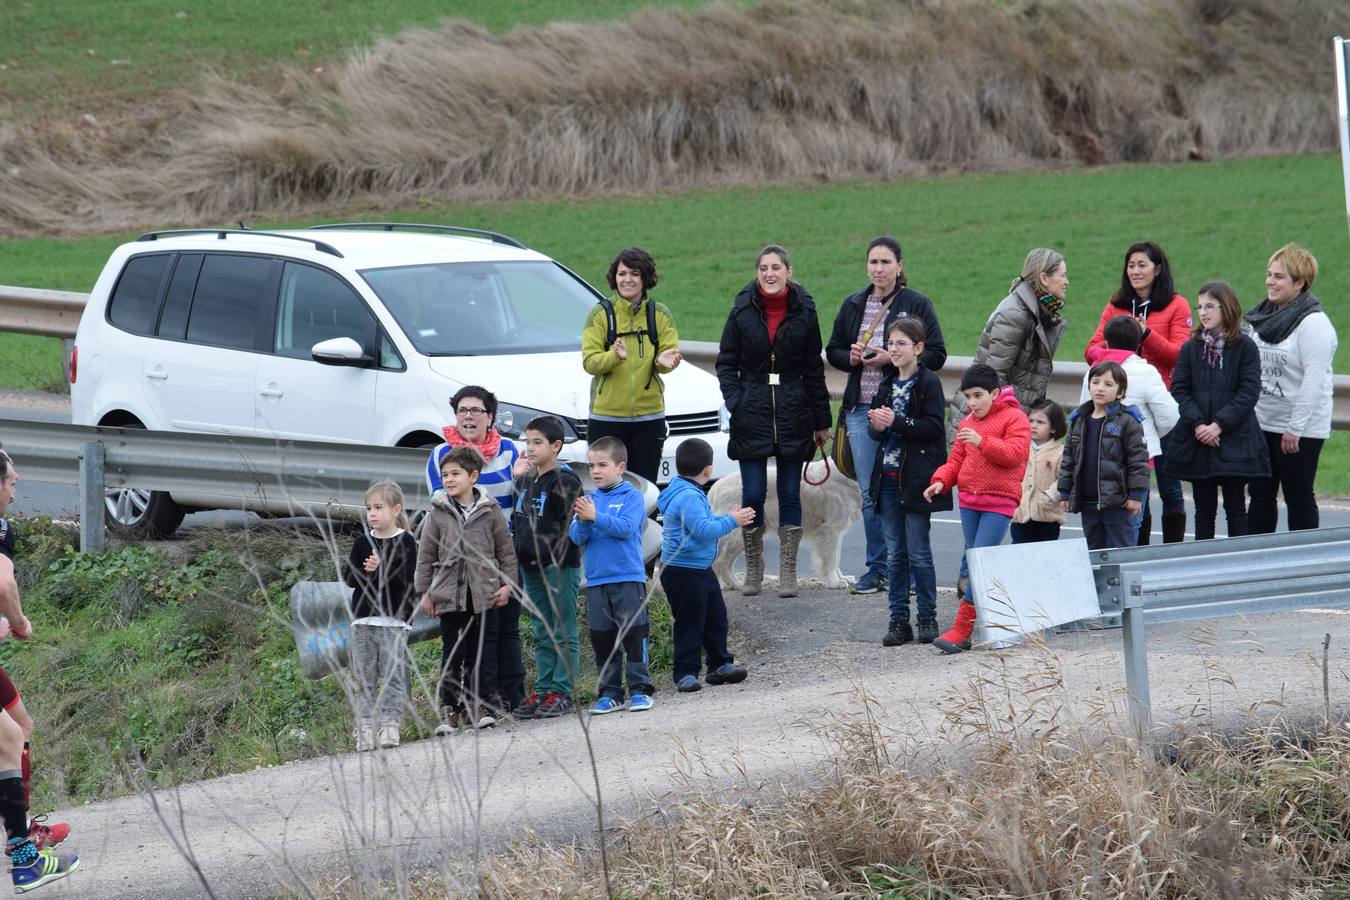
[12, 846, 80, 893]
[676, 675, 701, 693]
[850, 572, 885, 595]
[590, 696, 624, 715]
[628, 693, 653, 712]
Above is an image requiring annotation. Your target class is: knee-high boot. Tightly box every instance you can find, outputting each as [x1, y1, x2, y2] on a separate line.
[741, 527, 764, 596]
[778, 525, 803, 598]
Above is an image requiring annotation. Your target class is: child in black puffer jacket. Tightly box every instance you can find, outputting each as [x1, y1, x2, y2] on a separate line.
[1058, 361, 1150, 550]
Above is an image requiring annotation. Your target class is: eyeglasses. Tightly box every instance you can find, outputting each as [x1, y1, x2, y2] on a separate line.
[455, 406, 489, 416]
[1196, 304, 1221, 312]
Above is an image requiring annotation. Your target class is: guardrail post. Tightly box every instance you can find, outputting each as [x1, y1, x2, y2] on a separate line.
[79, 442, 105, 555]
[1120, 570, 1152, 740]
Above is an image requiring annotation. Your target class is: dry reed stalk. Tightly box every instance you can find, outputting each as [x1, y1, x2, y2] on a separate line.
[1, 0, 1347, 237]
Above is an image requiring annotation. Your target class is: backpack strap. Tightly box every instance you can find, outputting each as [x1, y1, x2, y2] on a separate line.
[599, 298, 617, 350]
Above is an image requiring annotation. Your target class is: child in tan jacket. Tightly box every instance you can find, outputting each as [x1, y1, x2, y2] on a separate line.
[1011, 399, 1067, 544]
[415, 445, 518, 732]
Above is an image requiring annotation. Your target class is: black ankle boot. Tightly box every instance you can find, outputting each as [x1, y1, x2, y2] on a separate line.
[915, 617, 939, 644]
[882, 617, 913, 647]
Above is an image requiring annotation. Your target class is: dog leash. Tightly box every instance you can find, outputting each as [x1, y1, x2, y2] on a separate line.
[802, 435, 831, 486]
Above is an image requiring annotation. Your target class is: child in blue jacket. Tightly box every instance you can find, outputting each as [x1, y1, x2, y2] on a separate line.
[657, 439, 755, 693]
[568, 436, 653, 714]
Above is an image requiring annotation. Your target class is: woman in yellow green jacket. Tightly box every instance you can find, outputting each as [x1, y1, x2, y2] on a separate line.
[581, 248, 682, 482]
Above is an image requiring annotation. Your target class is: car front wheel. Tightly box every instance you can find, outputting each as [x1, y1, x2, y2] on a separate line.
[102, 422, 186, 538]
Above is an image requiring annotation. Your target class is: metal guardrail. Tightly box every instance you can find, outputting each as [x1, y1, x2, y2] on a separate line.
[0, 286, 86, 339]
[1087, 526, 1350, 736]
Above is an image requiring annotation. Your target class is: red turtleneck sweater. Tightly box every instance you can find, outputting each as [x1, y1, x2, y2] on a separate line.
[762, 287, 788, 342]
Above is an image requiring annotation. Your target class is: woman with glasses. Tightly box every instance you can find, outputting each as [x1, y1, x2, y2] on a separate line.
[423, 384, 525, 717]
[1164, 282, 1267, 540]
[825, 235, 946, 595]
[424, 384, 521, 513]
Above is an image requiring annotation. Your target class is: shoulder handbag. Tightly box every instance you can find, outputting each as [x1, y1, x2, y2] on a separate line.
[830, 295, 895, 481]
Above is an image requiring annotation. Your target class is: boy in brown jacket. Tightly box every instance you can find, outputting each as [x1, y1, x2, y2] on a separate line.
[416, 446, 518, 732]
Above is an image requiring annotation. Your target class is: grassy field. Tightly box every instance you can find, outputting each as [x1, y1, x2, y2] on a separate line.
[0, 0, 732, 119]
[4, 153, 1348, 486]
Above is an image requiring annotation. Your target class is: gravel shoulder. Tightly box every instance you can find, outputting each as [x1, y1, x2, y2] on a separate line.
[32, 583, 1350, 899]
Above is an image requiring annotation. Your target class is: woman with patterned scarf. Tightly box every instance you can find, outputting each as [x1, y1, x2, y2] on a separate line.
[948, 248, 1068, 440]
[424, 384, 521, 513]
[1164, 282, 1267, 540]
[1245, 244, 1338, 533]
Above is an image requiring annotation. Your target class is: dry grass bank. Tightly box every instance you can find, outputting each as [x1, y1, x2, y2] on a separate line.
[1, 0, 1347, 237]
[450, 666, 1350, 898]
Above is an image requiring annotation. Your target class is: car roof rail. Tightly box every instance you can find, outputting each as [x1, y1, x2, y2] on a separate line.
[306, 222, 527, 249]
[136, 228, 344, 258]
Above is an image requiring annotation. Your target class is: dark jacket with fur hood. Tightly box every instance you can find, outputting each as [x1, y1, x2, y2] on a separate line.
[716, 281, 832, 461]
[1057, 402, 1150, 513]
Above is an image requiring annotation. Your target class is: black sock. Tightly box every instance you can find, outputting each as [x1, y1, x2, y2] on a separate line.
[0, 775, 33, 863]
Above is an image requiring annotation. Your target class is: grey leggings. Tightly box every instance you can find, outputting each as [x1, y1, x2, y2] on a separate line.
[350, 622, 410, 727]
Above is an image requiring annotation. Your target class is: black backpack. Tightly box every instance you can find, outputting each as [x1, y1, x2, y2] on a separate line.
[599, 298, 664, 390]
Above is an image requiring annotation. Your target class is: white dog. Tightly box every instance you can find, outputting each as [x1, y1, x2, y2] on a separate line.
[709, 460, 861, 591]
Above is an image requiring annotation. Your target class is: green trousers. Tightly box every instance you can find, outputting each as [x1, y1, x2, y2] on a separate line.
[522, 566, 581, 697]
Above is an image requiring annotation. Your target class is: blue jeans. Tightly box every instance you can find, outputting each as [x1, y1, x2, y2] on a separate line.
[739, 456, 804, 528]
[957, 506, 1012, 579]
[879, 477, 935, 621]
[846, 406, 886, 578]
[1154, 433, 1185, 514]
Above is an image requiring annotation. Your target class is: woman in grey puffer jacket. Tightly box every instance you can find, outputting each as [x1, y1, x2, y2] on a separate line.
[950, 248, 1068, 435]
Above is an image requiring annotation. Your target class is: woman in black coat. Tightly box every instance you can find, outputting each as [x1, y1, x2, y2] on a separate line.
[824, 235, 945, 595]
[1165, 281, 1269, 540]
[715, 244, 832, 598]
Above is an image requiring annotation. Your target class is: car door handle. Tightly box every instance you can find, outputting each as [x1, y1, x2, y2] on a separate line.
[259, 385, 284, 399]
[145, 367, 168, 381]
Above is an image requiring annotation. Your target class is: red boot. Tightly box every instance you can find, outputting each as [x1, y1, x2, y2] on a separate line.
[933, 600, 976, 654]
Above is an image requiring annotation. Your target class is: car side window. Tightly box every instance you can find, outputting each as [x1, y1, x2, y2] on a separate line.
[156, 253, 203, 340]
[378, 330, 404, 370]
[107, 254, 173, 336]
[185, 255, 280, 351]
[274, 263, 376, 359]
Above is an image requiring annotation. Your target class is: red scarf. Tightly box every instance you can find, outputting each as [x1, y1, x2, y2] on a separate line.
[441, 425, 502, 461]
[761, 287, 788, 343]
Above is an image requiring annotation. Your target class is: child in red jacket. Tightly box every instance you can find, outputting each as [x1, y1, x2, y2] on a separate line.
[922, 364, 1031, 653]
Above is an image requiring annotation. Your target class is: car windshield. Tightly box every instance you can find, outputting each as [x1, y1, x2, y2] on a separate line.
[360, 260, 599, 355]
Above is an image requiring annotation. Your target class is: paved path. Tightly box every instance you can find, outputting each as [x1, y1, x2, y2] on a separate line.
[32, 584, 1350, 898]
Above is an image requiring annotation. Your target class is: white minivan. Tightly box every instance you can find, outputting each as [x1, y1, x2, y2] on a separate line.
[70, 224, 731, 536]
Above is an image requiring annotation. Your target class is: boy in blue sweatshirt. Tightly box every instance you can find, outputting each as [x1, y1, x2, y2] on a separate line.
[657, 439, 755, 693]
[568, 436, 654, 714]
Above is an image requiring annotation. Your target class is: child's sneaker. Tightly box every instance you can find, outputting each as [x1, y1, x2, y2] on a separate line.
[10, 841, 79, 893]
[850, 571, 885, 594]
[434, 706, 461, 736]
[468, 706, 496, 729]
[704, 663, 748, 685]
[355, 726, 376, 752]
[676, 675, 701, 693]
[377, 723, 400, 749]
[589, 696, 624, 715]
[513, 693, 543, 720]
[627, 693, 653, 712]
[535, 693, 574, 718]
[26, 817, 69, 851]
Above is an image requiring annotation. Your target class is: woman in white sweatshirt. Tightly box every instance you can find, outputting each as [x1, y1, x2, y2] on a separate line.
[1244, 244, 1338, 532]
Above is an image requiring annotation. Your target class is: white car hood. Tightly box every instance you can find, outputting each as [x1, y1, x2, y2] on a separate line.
[424, 351, 722, 419]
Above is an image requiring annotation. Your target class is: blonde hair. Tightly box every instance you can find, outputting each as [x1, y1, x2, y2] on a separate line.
[364, 480, 410, 531]
[1268, 243, 1317, 291]
[1014, 247, 1065, 294]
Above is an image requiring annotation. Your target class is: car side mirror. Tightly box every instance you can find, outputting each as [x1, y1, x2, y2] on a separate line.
[311, 336, 374, 368]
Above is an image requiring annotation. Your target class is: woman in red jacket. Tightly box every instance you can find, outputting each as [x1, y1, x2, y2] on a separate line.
[921, 364, 1030, 653]
[1084, 241, 1191, 544]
